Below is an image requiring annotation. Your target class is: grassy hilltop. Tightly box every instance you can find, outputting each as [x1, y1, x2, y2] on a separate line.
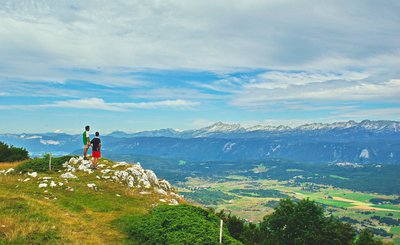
[0, 156, 238, 244]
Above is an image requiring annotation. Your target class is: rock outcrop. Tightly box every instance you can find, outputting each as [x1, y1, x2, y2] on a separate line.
[62, 156, 182, 205]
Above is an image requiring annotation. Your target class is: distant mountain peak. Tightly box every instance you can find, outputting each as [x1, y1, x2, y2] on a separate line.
[201, 122, 244, 132]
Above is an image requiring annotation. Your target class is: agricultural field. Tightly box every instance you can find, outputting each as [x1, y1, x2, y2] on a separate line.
[178, 176, 400, 242]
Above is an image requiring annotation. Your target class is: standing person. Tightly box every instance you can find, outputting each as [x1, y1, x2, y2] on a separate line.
[90, 131, 101, 169]
[82, 125, 90, 160]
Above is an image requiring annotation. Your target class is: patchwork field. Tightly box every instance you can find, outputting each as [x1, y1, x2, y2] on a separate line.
[178, 176, 400, 243]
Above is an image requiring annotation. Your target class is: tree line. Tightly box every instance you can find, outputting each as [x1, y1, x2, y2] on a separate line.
[0, 141, 29, 162]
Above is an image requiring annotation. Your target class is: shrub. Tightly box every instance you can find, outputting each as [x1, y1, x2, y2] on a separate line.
[15, 155, 75, 173]
[0, 141, 29, 162]
[125, 204, 241, 244]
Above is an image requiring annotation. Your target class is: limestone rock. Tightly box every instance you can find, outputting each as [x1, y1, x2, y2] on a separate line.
[60, 172, 77, 179]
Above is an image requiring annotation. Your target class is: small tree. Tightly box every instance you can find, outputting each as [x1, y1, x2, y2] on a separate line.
[260, 198, 355, 245]
[355, 229, 383, 245]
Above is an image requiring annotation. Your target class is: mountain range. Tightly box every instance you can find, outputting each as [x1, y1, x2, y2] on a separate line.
[1, 120, 399, 164]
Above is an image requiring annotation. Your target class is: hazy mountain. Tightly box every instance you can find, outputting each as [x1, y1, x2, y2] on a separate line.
[0, 120, 399, 164]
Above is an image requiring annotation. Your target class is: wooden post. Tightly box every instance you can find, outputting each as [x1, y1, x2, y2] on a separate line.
[49, 154, 51, 171]
[219, 219, 223, 244]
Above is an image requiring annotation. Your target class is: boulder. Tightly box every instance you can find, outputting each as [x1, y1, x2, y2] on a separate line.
[27, 172, 38, 178]
[38, 183, 47, 188]
[169, 199, 179, 205]
[60, 172, 77, 179]
[145, 170, 159, 186]
[5, 168, 14, 175]
[159, 179, 172, 191]
[50, 181, 57, 187]
[155, 188, 167, 195]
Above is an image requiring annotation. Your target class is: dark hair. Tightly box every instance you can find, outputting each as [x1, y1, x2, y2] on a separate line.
[85, 125, 90, 131]
[95, 131, 99, 137]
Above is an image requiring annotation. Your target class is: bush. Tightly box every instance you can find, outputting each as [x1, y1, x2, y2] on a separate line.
[15, 155, 75, 173]
[0, 141, 29, 162]
[125, 204, 241, 244]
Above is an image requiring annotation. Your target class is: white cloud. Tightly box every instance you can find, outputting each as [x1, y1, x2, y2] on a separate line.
[333, 108, 400, 121]
[40, 139, 60, 145]
[0, 0, 399, 79]
[230, 78, 400, 109]
[246, 71, 369, 89]
[0, 98, 199, 111]
[26, 135, 42, 139]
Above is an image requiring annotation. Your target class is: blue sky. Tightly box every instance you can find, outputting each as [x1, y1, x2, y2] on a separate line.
[0, 0, 399, 133]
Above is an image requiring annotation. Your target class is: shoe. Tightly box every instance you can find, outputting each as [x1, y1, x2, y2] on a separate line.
[84, 157, 88, 160]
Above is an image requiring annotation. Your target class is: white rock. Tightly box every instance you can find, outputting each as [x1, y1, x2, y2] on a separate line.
[155, 188, 167, 195]
[50, 181, 57, 188]
[145, 170, 159, 186]
[97, 164, 106, 168]
[87, 183, 96, 189]
[5, 168, 14, 175]
[159, 199, 167, 202]
[69, 157, 79, 165]
[159, 179, 172, 191]
[127, 175, 135, 188]
[126, 167, 143, 177]
[169, 199, 179, 205]
[0, 170, 5, 175]
[96, 176, 101, 179]
[140, 178, 152, 189]
[58, 182, 64, 186]
[43, 177, 52, 180]
[39, 183, 48, 188]
[116, 194, 121, 197]
[27, 172, 38, 178]
[66, 186, 74, 192]
[101, 169, 112, 174]
[112, 162, 128, 168]
[114, 170, 129, 180]
[102, 175, 111, 179]
[64, 165, 76, 172]
[23, 178, 30, 182]
[60, 172, 77, 179]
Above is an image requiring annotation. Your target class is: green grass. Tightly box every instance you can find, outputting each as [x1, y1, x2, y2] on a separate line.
[0, 157, 183, 243]
[371, 204, 400, 211]
[334, 192, 377, 202]
[315, 199, 356, 208]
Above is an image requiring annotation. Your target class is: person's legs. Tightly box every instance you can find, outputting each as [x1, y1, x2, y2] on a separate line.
[83, 145, 88, 159]
[93, 157, 98, 168]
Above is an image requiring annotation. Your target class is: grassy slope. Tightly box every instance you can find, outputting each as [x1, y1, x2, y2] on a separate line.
[0, 159, 172, 244]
